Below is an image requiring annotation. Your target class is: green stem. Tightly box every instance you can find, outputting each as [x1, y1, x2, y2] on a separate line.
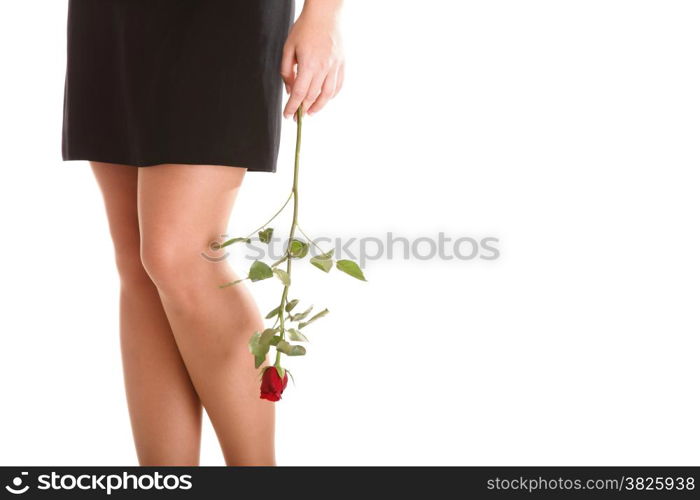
[246, 191, 293, 240]
[270, 255, 289, 268]
[297, 224, 326, 254]
[276, 107, 303, 367]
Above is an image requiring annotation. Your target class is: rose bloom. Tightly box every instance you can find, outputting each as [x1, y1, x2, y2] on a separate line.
[260, 367, 288, 402]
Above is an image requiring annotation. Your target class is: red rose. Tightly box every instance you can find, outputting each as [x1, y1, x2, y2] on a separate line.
[260, 366, 288, 402]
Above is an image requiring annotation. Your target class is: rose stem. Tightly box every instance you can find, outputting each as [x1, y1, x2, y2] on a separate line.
[275, 107, 303, 369]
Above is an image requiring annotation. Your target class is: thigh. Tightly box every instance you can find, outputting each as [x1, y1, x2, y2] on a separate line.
[90, 162, 141, 268]
[137, 163, 246, 237]
[137, 163, 247, 281]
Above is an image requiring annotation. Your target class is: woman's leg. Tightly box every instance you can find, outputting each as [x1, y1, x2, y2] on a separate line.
[137, 164, 275, 466]
[90, 162, 203, 465]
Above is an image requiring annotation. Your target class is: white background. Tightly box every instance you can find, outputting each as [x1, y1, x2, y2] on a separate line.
[1, 0, 699, 465]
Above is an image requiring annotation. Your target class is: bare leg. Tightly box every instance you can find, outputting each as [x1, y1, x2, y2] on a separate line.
[138, 164, 275, 466]
[90, 162, 202, 465]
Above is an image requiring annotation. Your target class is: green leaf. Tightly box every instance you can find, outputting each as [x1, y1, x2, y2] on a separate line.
[275, 340, 290, 353]
[310, 250, 334, 273]
[276, 340, 307, 357]
[258, 228, 274, 244]
[273, 268, 291, 286]
[298, 308, 329, 329]
[255, 355, 266, 370]
[249, 260, 273, 282]
[285, 299, 299, 312]
[290, 305, 313, 322]
[310, 258, 333, 273]
[289, 239, 309, 259]
[248, 331, 270, 368]
[336, 259, 367, 281]
[265, 305, 281, 320]
[259, 328, 279, 347]
[219, 237, 252, 249]
[248, 331, 261, 354]
[289, 345, 307, 356]
[275, 365, 286, 379]
[287, 328, 310, 342]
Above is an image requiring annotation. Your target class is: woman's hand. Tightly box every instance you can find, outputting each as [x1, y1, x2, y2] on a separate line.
[281, 0, 344, 119]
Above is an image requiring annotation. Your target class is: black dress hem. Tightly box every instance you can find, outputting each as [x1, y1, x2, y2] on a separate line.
[61, 156, 276, 173]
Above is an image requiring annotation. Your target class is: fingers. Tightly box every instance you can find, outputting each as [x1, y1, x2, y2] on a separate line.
[302, 73, 325, 115]
[308, 68, 338, 115]
[283, 65, 313, 119]
[280, 44, 297, 94]
[282, 51, 344, 119]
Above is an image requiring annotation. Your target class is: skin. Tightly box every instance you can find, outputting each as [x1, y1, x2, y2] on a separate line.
[282, 0, 345, 118]
[89, 0, 344, 465]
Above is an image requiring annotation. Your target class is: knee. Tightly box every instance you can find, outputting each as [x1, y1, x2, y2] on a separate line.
[114, 246, 153, 289]
[140, 237, 210, 301]
[140, 240, 181, 293]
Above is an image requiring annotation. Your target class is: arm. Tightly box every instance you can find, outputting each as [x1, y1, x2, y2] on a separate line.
[281, 0, 345, 119]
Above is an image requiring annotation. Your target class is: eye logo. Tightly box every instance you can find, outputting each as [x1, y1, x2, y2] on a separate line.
[5, 472, 29, 495]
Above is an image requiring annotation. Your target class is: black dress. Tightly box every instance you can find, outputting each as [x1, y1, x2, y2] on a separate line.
[62, 0, 295, 173]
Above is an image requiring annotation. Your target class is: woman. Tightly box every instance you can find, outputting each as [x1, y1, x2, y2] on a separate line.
[62, 0, 344, 466]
